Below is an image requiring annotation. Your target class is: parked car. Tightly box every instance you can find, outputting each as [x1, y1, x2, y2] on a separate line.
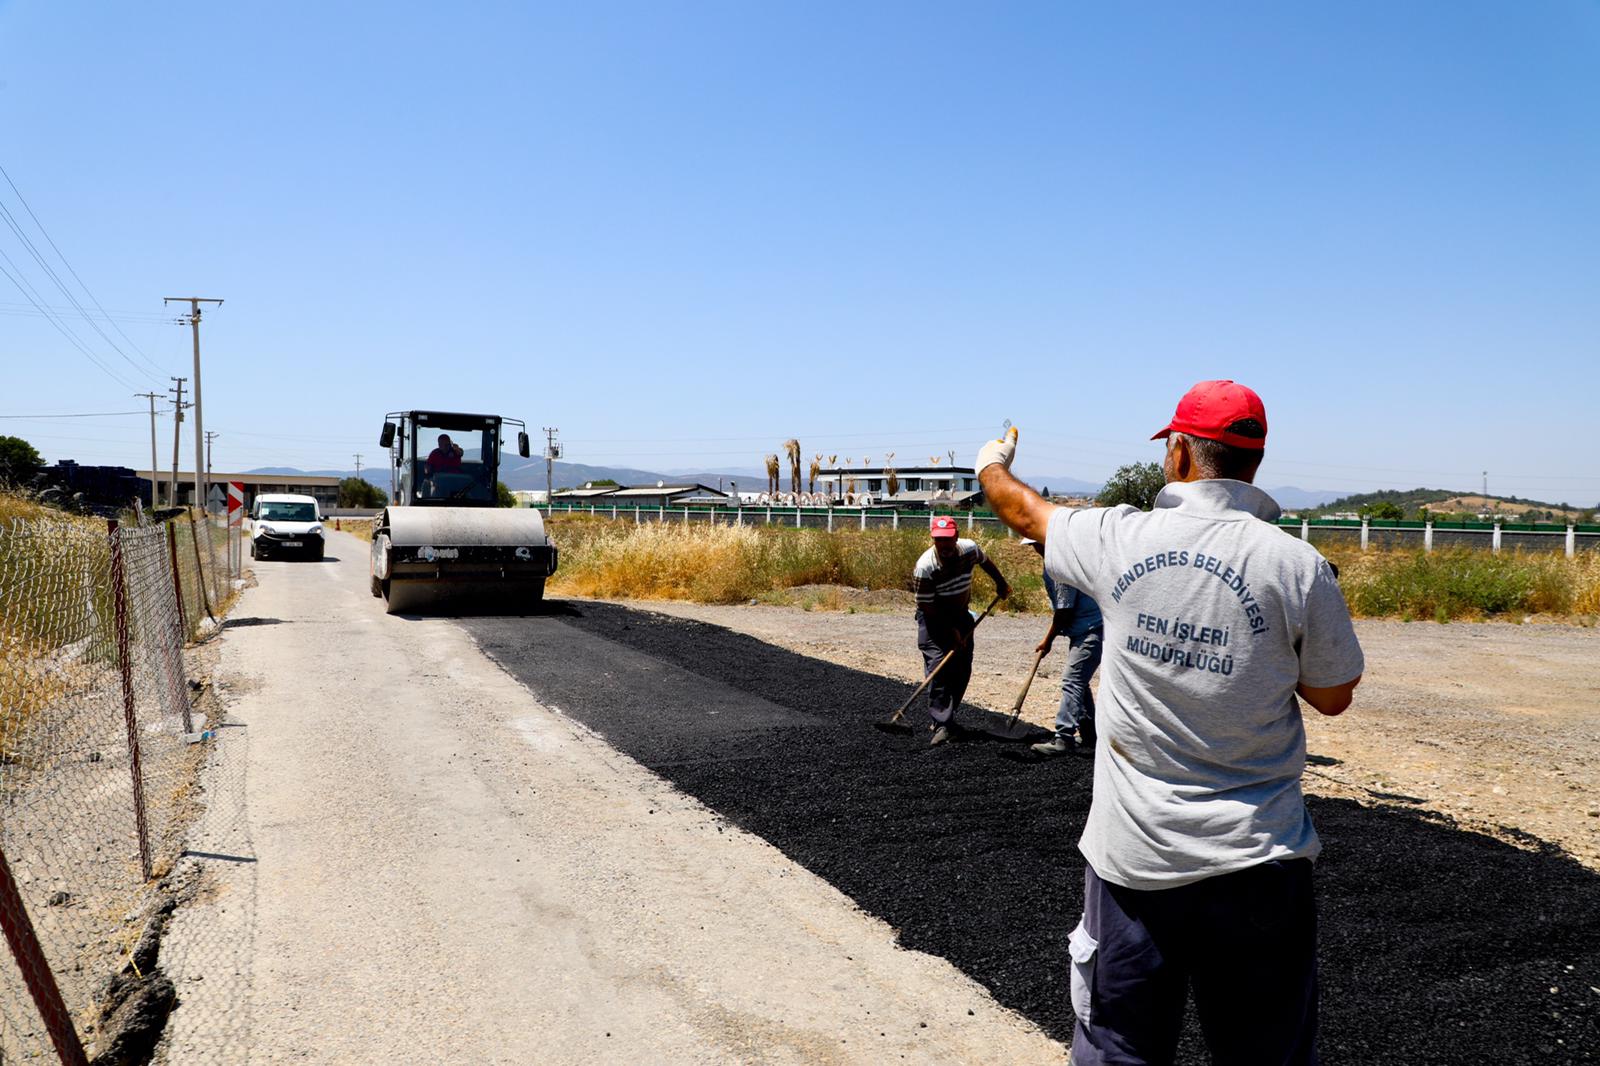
[249, 493, 326, 561]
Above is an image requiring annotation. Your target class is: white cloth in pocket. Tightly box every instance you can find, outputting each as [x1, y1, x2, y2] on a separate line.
[1068, 916, 1098, 1027]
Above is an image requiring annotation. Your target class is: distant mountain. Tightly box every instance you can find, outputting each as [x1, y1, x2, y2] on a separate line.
[1302, 487, 1584, 520]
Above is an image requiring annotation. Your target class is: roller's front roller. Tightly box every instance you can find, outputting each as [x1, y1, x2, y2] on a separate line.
[371, 507, 557, 616]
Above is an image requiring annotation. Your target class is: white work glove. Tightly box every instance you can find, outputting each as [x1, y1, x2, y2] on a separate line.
[975, 426, 1019, 474]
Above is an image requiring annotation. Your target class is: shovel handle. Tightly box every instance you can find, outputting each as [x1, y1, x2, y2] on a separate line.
[1006, 648, 1047, 731]
[885, 594, 1003, 725]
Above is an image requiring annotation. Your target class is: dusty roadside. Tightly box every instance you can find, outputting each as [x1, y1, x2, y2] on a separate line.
[613, 598, 1600, 870]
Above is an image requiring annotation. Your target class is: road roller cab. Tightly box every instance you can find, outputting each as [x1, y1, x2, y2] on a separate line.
[369, 410, 557, 614]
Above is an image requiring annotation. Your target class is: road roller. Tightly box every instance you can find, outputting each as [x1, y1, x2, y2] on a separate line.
[369, 410, 557, 614]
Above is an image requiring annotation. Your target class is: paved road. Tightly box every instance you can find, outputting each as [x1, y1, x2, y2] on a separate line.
[155, 534, 1065, 1064]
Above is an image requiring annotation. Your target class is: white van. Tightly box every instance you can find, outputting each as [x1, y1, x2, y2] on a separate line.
[249, 493, 326, 561]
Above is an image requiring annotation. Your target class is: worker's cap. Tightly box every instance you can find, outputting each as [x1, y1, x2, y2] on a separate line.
[930, 517, 959, 539]
[1151, 380, 1268, 451]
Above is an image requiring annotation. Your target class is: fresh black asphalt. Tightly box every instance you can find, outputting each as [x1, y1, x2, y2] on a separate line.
[465, 601, 1600, 1065]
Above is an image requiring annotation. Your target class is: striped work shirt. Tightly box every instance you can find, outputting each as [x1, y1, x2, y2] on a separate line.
[913, 539, 988, 614]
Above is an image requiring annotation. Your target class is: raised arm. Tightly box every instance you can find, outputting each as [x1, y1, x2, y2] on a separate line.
[979, 464, 1056, 542]
[975, 427, 1056, 541]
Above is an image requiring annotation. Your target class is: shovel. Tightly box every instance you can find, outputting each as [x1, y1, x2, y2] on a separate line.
[875, 594, 1002, 736]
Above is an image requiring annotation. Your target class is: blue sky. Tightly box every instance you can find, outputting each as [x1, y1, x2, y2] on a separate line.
[1, 2, 1596, 503]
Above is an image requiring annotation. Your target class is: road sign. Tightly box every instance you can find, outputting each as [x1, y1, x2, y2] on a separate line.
[226, 482, 245, 528]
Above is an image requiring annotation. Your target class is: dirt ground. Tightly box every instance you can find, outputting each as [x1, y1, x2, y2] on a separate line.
[620, 595, 1600, 871]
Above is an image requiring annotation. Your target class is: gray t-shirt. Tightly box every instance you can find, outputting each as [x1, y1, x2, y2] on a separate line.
[1044, 479, 1364, 890]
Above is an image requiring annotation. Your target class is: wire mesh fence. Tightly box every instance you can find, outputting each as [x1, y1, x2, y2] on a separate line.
[0, 508, 234, 1063]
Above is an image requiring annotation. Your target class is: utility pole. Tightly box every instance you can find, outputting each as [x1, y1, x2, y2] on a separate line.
[205, 431, 220, 508]
[353, 454, 363, 481]
[168, 378, 189, 508]
[135, 391, 161, 507]
[542, 427, 560, 510]
[165, 297, 223, 520]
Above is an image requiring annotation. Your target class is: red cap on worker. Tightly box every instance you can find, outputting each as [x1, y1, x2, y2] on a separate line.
[930, 516, 959, 539]
[1151, 380, 1268, 451]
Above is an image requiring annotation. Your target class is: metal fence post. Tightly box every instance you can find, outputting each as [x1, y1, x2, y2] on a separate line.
[860, 509, 866, 531]
[1424, 521, 1434, 554]
[187, 511, 215, 622]
[0, 845, 89, 1066]
[892, 510, 899, 531]
[736, 507, 743, 527]
[766, 506, 772, 525]
[167, 521, 188, 637]
[967, 512, 974, 531]
[1568, 524, 1577, 558]
[1300, 519, 1309, 542]
[107, 521, 153, 881]
[1492, 519, 1502, 554]
[827, 507, 833, 533]
[1360, 517, 1369, 551]
[795, 506, 801, 529]
[659, 504, 665, 524]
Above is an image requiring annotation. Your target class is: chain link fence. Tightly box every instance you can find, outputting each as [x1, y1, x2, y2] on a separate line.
[0, 508, 237, 1063]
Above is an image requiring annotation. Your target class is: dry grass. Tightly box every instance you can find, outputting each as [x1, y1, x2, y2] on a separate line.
[546, 514, 1599, 623]
[1315, 543, 1599, 621]
[330, 517, 375, 543]
[547, 517, 1047, 612]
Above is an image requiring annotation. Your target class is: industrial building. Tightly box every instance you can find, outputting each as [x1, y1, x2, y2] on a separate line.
[136, 470, 341, 512]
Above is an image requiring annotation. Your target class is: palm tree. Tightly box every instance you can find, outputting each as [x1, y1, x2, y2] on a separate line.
[809, 455, 821, 494]
[784, 439, 802, 495]
[764, 453, 780, 495]
[884, 452, 897, 497]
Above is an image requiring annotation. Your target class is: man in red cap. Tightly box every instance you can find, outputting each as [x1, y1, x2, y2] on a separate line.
[911, 516, 1011, 745]
[975, 381, 1364, 1065]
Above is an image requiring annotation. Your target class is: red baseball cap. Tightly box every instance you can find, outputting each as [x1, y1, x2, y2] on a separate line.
[930, 516, 959, 539]
[1151, 380, 1268, 450]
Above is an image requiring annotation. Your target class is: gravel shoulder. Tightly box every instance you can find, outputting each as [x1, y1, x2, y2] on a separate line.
[614, 598, 1600, 870]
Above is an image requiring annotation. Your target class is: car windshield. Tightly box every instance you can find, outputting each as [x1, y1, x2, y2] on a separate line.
[259, 502, 316, 521]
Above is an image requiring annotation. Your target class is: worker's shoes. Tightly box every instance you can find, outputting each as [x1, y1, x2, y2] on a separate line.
[929, 722, 963, 746]
[1031, 735, 1072, 756]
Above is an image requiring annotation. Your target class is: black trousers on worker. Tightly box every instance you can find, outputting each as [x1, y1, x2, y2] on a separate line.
[915, 609, 974, 725]
[1070, 859, 1319, 1066]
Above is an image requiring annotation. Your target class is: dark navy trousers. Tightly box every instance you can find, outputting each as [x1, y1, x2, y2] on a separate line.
[1071, 860, 1319, 1066]
[914, 609, 974, 725]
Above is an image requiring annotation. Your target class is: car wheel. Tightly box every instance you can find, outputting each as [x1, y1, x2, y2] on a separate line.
[311, 544, 325, 562]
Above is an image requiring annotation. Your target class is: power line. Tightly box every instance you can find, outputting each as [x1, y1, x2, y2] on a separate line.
[0, 162, 170, 378]
[0, 410, 147, 419]
[0, 256, 137, 389]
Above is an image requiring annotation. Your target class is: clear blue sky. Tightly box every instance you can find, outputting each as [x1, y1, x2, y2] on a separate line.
[1, 1, 1596, 503]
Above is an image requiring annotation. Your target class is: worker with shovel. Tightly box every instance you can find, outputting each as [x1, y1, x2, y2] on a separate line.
[913, 516, 1010, 745]
[1020, 537, 1103, 756]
